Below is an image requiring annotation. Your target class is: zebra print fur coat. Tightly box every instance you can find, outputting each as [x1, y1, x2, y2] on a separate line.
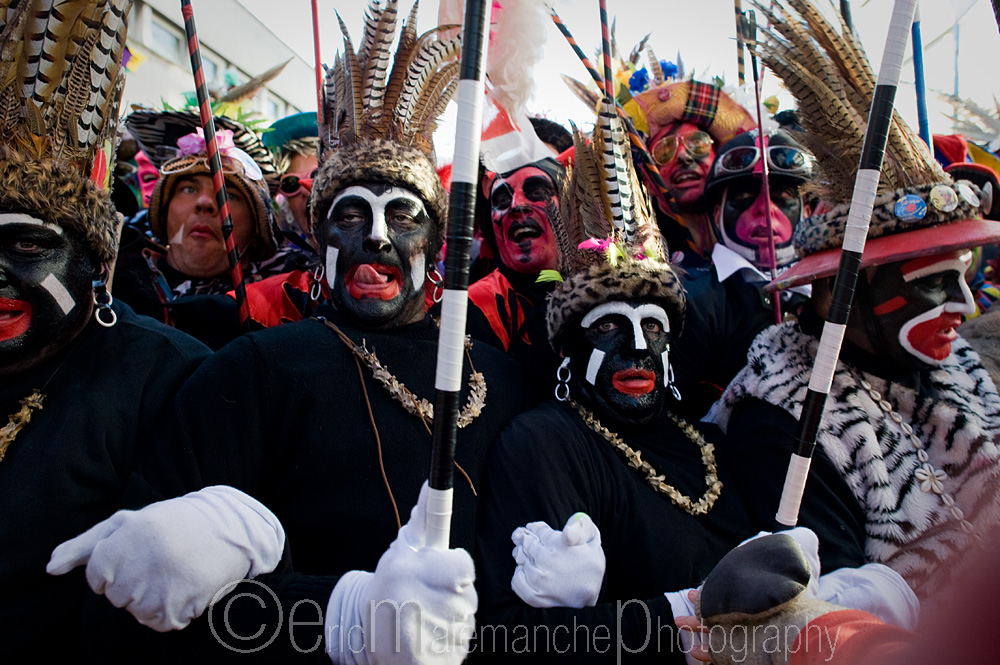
[707, 322, 1000, 602]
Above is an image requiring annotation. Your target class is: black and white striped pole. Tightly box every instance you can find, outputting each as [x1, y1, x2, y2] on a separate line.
[776, 0, 918, 528]
[425, 0, 490, 550]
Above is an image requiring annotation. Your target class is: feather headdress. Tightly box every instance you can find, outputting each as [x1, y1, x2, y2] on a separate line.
[546, 105, 685, 352]
[0, 0, 132, 263]
[754, 0, 1000, 291]
[311, 0, 459, 235]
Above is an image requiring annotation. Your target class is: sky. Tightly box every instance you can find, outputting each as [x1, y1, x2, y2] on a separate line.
[236, 0, 1000, 159]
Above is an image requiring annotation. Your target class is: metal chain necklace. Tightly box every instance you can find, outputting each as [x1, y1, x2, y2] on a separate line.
[321, 318, 486, 428]
[569, 399, 722, 515]
[855, 374, 981, 543]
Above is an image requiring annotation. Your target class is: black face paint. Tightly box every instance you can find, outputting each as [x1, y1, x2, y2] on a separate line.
[315, 182, 435, 329]
[565, 301, 672, 426]
[0, 214, 95, 377]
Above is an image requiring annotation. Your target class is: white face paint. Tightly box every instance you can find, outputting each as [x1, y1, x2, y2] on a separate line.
[40, 273, 75, 314]
[328, 185, 426, 249]
[0, 212, 63, 233]
[580, 302, 671, 386]
[325, 246, 339, 290]
[585, 349, 606, 385]
[411, 254, 426, 295]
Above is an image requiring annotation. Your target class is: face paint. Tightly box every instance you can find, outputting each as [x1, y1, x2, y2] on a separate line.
[650, 122, 716, 210]
[864, 250, 975, 368]
[135, 150, 159, 208]
[490, 166, 559, 274]
[566, 301, 672, 425]
[316, 183, 435, 329]
[0, 213, 95, 377]
[716, 180, 801, 269]
[164, 174, 256, 279]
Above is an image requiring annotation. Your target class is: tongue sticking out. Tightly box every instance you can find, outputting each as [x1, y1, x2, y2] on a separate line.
[347, 264, 401, 300]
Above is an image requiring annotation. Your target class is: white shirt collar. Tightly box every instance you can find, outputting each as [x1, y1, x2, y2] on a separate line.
[711, 244, 812, 297]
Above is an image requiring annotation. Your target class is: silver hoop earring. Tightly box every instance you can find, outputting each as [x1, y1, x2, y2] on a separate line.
[428, 267, 444, 304]
[310, 264, 325, 302]
[555, 357, 571, 401]
[93, 284, 117, 328]
[667, 362, 681, 401]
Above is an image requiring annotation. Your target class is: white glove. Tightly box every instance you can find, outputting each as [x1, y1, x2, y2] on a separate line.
[325, 482, 476, 665]
[510, 512, 605, 608]
[47, 486, 285, 632]
[740, 528, 919, 629]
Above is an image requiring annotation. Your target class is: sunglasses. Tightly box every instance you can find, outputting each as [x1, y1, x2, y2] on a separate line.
[160, 153, 264, 182]
[650, 130, 714, 165]
[279, 170, 317, 197]
[715, 145, 814, 176]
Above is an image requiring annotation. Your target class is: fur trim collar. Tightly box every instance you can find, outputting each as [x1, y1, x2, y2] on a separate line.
[708, 323, 1000, 601]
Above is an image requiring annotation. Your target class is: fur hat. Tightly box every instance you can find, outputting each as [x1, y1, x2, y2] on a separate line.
[0, 148, 120, 264]
[754, 0, 1000, 292]
[546, 105, 685, 352]
[311, 0, 459, 242]
[0, 0, 133, 265]
[310, 139, 448, 245]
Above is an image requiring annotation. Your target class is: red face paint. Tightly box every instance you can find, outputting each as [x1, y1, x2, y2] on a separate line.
[490, 166, 559, 274]
[905, 312, 962, 362]
[611, 368, 657, 396]
[0, 298, 31, 342]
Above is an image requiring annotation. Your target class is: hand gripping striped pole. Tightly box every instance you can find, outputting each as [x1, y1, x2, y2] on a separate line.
[775, 0, 918, 528]
[180, 0, 250, 332]
[426, 0, 490, 551]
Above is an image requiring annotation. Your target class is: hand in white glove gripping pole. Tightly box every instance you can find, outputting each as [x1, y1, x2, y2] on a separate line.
[47, 486, 285, 632]
[511, 512, 605, 608]
[325, 481, 476, 665]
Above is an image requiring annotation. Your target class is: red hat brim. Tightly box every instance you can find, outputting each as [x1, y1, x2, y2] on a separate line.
[765, 218, 1000, 293]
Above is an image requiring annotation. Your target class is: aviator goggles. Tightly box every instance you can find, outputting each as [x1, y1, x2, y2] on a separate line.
[650, 130, 713, 165]
[713, 145, 814, 178]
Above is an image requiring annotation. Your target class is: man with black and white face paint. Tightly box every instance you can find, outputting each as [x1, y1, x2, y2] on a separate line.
[317, 181, 438, 329]
[59, 7, 525, 662]
[670, 128, 817, 419]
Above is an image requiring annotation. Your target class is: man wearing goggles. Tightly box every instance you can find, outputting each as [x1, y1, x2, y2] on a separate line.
[264, 112, 321, 253]
[670, 128, 816, 419]
[631, 80, 757, 266]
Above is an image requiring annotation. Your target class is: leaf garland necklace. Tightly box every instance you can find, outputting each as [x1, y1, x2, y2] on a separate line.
[320, 318, 486, 428]
[1, 336, 83, 463]
[569, 399, 722, 516]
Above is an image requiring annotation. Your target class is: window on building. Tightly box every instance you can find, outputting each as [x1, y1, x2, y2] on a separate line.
[201, 56, 218, 86]
[149, 15, 183, 64]
[263, 94, 281, 120]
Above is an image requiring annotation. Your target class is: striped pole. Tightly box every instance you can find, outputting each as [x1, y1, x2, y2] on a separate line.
[735, 0, 746, 86]
[548, 8, 673, 208]
[311, 0, 324, 126]
[426, 0, 490, 550]
[744, 10, 782, 324]
[776, 0, 917, 528]
[910, 3, 931, 149]
[180, 0, 250, 331]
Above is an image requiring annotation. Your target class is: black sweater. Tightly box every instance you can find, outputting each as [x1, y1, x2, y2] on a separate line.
[473, 400, 754, 663]
[0, 301, 210, 662]
[141, 307, 526, 661]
